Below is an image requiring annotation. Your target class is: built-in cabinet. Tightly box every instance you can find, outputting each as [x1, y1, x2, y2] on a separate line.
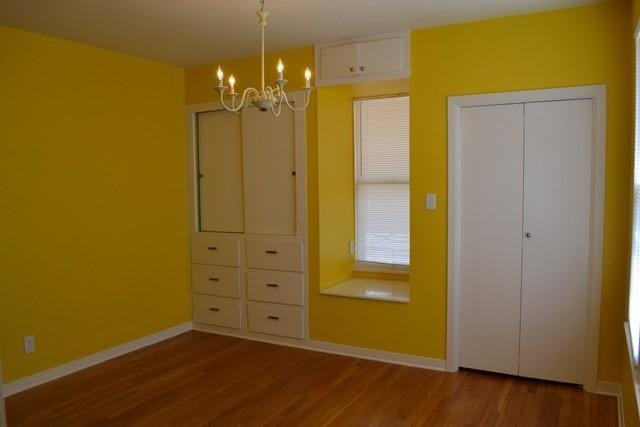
[187, 92, 307, 341]
[315, 32, 410, 86]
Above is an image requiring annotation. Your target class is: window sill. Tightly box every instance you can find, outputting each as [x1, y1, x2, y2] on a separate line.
[320, 278, 409, 303]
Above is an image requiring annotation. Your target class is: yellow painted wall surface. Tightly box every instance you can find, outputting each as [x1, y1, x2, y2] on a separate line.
[317, 85, 355, 290]
[185, 1, 632, 381]
[0, 26, 189, 383]
[621, 1, 640, 425]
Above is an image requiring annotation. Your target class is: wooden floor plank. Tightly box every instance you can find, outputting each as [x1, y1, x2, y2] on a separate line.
[6, 331, 617, 426]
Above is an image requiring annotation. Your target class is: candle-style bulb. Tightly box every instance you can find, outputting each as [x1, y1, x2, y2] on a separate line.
[277, 58, 284, 80]
[228, 74, 236, 93]
[304, 67, 312, 88]
[216, 66, 224, 81]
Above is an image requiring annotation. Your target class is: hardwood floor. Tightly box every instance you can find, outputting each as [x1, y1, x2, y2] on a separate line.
[6, 331, 617, 426]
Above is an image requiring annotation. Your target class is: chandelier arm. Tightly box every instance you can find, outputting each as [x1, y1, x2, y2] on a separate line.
[217, 87, 260, 112]
[281, 89, 313, 112]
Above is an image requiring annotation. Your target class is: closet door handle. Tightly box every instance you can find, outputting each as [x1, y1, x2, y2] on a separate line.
[349, 66, 355, 72]
[359, 65, 365, 71]
[266, 283, 279, 288]
[265, 250, 278, 255]
[267, 315, 280, 320]
[525, 232, 533, 238]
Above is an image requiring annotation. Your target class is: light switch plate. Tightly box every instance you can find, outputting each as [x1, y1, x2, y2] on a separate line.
[23, 335, 35, 354]
[426, 193, 437, 210]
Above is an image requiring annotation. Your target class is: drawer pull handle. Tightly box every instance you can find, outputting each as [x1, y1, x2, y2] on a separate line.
[266, 283, 279, 288]
[207, 246, 218, 251]
[209, 277, 220, 282]
[209, 307, 220, 312]
[265, 250, 278, 254]
[267, 315, 280, 320]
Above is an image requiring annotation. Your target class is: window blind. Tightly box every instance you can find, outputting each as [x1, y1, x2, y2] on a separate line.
[354, 96, 410, 266]
[630, 35, 640, 365]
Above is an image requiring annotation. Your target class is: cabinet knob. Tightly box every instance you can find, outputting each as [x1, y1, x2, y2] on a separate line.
[349, 67, 355, 73]
[525, 232, 533, 238]
[360, 66, 365, 71]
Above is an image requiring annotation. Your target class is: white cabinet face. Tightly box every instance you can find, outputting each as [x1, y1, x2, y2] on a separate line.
[357, 37, 404, 75]
[242, 107, 297, 235]
[319, 42, 358, 80]
[197, 110, 244, 233]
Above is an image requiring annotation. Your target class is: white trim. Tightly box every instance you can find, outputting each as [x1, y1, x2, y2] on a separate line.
[446, 85, 607, 394]
[194, 323, 445, 371]
[595, 381, 624, 427]
[1, 322, 193, 397]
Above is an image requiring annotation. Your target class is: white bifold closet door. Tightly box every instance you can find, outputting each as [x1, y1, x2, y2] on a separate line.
[459, 104, 524, 376]
[459, 99, 593, 384]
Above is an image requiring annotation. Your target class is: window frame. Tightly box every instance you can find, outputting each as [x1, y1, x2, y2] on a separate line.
[353, 94, 410, 274]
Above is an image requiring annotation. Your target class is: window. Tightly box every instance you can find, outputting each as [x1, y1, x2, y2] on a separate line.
[630, 33, 640, 365]
[354, 95, 410, 270]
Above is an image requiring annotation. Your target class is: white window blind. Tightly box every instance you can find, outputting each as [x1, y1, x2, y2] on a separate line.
[354, 96, 410, 267]
[630, 33, 640, 365]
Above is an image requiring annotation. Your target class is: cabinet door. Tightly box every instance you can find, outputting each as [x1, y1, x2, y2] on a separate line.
[242, 107, 296, 235]
[357, 37, 404, 75]
[197, 110, 244, 232]
[458, 104, 525, 376]
[319, 43, 358, 80]
[519, 100, 593, 385]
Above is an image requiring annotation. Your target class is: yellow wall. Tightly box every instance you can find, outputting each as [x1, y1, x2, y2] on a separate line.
[409, 1, 633, 378]
[317, 85, 355, 289]
[184, 1, 633, 382]
[0, 26, 189, 383]
[621, 1, 640, 425]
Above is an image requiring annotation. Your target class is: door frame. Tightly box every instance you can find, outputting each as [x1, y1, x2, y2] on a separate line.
[446, 85, 606, 392]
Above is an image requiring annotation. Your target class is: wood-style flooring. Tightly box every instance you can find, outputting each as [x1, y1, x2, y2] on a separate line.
[6, 331, 617, 426]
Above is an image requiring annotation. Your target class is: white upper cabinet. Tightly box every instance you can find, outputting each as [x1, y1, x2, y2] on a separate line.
[315, 32, 409, 86]
[319, 42, 358, 80]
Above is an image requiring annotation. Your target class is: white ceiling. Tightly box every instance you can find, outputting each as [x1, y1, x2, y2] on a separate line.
[0, 0, 602, 67]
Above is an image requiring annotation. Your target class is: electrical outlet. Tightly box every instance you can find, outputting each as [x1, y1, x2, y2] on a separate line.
[349, 240, 355, 256]
[23, 335, 35, 354]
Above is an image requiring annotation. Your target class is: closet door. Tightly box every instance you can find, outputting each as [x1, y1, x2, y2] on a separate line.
[458, 104, 524, 375]
[197, 110, 244, 232]
[519, 100, 593, 384]
[242, 107, 296, 235]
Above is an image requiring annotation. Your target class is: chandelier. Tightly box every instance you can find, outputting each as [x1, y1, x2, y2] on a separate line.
[215, 0, 314, 116]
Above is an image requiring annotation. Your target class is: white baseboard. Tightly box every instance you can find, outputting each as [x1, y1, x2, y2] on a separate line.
[2, 322, 193, 397]
[596, 381, 623, 427]
[193, 323, 445, 372]
[307, 339, 446, 371]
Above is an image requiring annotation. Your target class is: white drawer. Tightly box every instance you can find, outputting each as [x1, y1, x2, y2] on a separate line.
[192, 265, 241, 298]
[247, 270, 304, 306]
[193, 295, 242, 329]
[247, 302, 304, 339]
[191, 233, 241, 266]
[246, 238, 303, 272]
